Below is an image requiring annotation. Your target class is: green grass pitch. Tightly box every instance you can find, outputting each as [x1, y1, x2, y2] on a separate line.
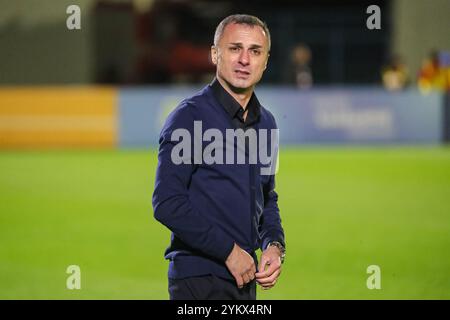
[1, 146, 449, 299]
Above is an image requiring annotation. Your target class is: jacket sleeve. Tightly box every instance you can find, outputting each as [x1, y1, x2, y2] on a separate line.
[259, 174, 285, 251]
[152, 103, 235, 262]
[259, 112, 285, 251]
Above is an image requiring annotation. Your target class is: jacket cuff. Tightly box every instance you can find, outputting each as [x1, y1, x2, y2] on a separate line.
[261, 235, 285, 252]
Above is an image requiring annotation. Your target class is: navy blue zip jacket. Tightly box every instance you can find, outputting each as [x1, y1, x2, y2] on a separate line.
[152, 80, 285, 280]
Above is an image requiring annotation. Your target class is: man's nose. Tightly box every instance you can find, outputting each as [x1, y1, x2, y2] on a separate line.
[239, 50, 250, 66]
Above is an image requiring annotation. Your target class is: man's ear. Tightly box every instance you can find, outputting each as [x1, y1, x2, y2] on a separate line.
[264, 53, 270, 70]
[211, 46, 218, 65]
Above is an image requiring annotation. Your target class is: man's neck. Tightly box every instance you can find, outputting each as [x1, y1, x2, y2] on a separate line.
[217, 76, 254, 110]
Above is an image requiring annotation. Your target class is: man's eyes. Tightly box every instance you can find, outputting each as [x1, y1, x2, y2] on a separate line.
[229, 47, 262, 55]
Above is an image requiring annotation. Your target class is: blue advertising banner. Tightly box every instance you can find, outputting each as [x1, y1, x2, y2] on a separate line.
[119, 87, 444, 147]
[119, 86, 202, 147]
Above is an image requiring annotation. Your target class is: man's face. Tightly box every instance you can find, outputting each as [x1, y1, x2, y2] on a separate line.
[211, 23, 270, 92]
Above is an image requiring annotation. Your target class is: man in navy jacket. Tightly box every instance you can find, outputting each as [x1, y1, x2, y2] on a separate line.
[152, 14, 285, 300]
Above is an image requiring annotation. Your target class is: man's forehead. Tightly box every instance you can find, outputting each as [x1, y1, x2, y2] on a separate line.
[221, 23, 268, 45]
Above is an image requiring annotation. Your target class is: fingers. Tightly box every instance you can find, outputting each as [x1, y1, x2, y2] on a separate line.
[242, 273, 250, 286]
[236, 266, 256, 289]
[258, 256, 269, 273]
[260, 277, 278, 290]
[246, 269, 255, 283]
[257, 269, 281, 291]
[240, 268, 256, 288]
[256, 260, 281, 290]
[255, 259, 280, 279]
[235, 270, 255, 288]
[234, 273, 244, 289]
[256, 268, 281, 285]
[236, 274, 255, 289]
[225, 244, 257, 289]
[244, 258, 256, 284]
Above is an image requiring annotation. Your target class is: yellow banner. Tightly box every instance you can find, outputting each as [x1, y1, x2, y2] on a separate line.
[0, 87, 117, 148]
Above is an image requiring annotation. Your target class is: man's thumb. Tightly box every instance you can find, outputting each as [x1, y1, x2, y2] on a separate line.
[258, 256, 269, 273]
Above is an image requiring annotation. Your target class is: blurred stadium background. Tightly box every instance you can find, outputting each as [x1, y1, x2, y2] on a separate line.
[1, 0, 449, 299]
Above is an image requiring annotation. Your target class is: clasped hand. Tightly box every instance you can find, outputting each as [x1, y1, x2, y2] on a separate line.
[225, 243, 282, 290]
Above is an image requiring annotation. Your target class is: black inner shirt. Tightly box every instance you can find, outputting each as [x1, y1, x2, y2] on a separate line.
[210, 78, 261, 130]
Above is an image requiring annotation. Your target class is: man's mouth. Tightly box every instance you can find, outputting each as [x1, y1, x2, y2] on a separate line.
[235, 69, 250, 77]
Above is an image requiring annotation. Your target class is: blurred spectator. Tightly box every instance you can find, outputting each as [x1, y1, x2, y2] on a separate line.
[381, 54, 409, 91]
[284, 43, 313, 89]
[418, 50, 450, 93]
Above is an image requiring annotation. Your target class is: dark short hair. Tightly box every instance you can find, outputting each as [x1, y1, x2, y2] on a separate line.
[213, 14, 271, 51]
